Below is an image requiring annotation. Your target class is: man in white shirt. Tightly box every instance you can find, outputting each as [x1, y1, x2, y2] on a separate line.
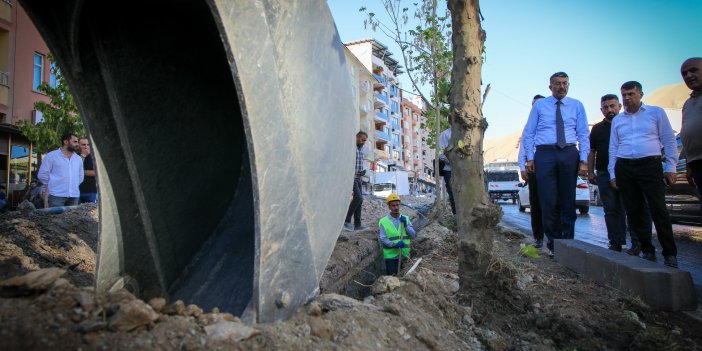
[38, 133, 84, 208]
[609, 81, 678, 268]
[438, 114, 455, 215]
[518, 94, 546, 247]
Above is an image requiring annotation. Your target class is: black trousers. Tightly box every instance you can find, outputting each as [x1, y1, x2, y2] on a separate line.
[345, 177, 363, 227]
[443, 171, 456, 215]
[535, 146, 579, 250]
[615, 157, 677, 257]
[690, 159, 702, 206]
[527, 172, 544, 241]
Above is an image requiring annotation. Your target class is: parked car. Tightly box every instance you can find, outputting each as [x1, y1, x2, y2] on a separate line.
[665, 135, 701, 224]
[517, 176, 591, 214]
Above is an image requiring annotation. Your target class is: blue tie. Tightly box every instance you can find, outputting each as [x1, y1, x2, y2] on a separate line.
[556, 100, 566, 149]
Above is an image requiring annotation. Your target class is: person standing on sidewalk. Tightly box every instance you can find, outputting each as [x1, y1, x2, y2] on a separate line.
[438, 114, 456, 215]
[378, 194, 416, 275]
[38, 133, 84, 208]
[609, 81, 679, 268]
[522, 72, 590, 256]
[518, 94, 545, 248]
[79, 137, 98, 203]
[589, 94, 644, 253]
[344, 131, 369, 231]
[680, 57, 702, 201]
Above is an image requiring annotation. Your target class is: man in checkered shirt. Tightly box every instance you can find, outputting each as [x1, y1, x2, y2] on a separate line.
[344, 131, 369, 231]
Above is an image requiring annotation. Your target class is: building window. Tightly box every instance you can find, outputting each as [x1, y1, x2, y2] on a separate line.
[384, 144, 390, 153]
[49, 62, 58, 88]
[33, 53, 45, 91]
[392, 134, 400, 144]
[393, 151, 400, 160]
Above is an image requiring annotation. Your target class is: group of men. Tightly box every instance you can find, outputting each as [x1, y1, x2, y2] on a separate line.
[36, 133, 97, 208]
[517, 57, 702, 269]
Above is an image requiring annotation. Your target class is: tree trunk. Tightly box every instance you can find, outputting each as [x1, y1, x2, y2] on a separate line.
[446, 0, 501, 290]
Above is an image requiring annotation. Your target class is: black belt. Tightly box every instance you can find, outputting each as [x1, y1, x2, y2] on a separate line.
[616, 156, 661, 164]
[536, 143, 576, 149]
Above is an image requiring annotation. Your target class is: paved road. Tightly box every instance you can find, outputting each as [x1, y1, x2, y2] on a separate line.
[499, 202, 702, 299]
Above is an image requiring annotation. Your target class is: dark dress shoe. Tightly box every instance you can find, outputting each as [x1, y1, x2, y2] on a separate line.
[534, 239, 543, 248]
[641, 252, 657, 262]
[664, 256, 678, 268]
[625, 245, 641, 256]
[608, 244, 622, 252]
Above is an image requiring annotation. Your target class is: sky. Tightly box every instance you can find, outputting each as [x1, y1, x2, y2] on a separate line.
[327, 0, 702, 139]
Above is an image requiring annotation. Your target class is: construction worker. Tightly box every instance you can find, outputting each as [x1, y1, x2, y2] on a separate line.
[378, 194, 416, 275]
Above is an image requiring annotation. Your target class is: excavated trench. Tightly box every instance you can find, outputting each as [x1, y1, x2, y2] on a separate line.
[320, 202, 432, 300]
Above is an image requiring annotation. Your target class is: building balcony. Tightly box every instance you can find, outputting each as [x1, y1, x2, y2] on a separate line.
[375, 149, 390, 160]
[374, 92, 388, 104]
[375, 130, 390, 143]
[372, 73, 386, 91]
[374, 110, 388, 123]
[374, 94, 387, 109]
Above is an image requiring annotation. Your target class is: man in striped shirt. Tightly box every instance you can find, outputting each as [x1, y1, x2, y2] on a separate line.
[344, 131, 368, 231]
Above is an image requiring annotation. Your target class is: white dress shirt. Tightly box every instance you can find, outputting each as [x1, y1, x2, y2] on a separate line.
[608, 103, 678, 178]
[38, 148, 84, 197]
[522, 95, 590, 162]
[438, 127, 451, 171]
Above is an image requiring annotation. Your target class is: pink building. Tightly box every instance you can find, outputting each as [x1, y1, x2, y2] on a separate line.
[0, 2, 51, 206]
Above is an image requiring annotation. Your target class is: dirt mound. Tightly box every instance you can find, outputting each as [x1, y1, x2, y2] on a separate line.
[0, 204, 98, 287]
[1, 200, 701, 350]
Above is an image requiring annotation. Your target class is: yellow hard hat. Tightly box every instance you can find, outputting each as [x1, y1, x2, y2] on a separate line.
[386, 193, 401, 204]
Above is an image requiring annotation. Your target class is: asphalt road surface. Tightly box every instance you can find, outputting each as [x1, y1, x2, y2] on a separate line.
[499, 202, 702, 300]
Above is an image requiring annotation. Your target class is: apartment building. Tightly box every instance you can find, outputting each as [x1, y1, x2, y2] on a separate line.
[0, 1, 51, 206]
[403, 97, 436, 193]
[412, 95, 436, 193]
[345, 39, 404, 178]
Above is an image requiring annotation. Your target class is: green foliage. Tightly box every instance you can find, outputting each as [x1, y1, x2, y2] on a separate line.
[359, 0, 452, 112]
[19, 57, 84, 155]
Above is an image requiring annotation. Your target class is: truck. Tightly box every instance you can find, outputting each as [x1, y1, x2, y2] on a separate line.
[485, 162, 521, 203]
[373, 171, 410, 197]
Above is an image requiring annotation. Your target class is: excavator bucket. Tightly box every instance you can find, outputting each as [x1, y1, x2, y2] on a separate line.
[20, 0, 356, 322]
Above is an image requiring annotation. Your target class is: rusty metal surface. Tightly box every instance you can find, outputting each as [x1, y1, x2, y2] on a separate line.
[20, 0, 355, 322]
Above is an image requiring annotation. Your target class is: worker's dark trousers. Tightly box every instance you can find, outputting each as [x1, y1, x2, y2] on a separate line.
[443, 171, 456, 215]
[385, 258, 401, 275]
[345, 177, 363, 227]
[535, 145, 579, 251]
[527, 172, 544, 241]
[616, 157, 676, 257]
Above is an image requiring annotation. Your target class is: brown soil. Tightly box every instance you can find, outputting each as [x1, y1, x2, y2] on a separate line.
[1, 198, 701, 350]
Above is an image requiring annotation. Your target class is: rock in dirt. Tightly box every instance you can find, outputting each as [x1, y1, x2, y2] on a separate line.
[316, 293, 382, 312]
[309, 317, 333, 341]
[17, 200, 35, 213]
[204, 320, 260, 342]
[73, 290, 97, 310]
[148, 297, 167, 313]
[163, 299, 186, 315]
[0, 267, 66, 297]
[307, 301, 322, 316]
[372, 275, 403, 295]
[108, 299, 159, 331]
